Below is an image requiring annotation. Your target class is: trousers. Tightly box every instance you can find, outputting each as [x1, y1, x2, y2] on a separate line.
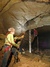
[1, 45, 18, 67]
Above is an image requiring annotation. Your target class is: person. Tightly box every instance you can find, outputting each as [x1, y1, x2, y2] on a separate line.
[1, 27, 19, 67]
[14, 34, 25, 54]
[18, 34, 25, 54]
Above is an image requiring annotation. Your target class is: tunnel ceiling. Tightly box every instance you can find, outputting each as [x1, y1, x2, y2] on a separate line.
[0, 0, 50, 34]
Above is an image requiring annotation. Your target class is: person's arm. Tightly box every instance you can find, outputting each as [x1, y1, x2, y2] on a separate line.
[14, 35, 24, 40]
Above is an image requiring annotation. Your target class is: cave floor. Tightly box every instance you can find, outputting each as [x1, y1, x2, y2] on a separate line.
[0, 50, 50, 67]
[8, 50, 50, 67]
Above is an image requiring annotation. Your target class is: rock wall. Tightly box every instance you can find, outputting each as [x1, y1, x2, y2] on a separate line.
[0, 0, 21, 34]
[0, 0, 21, 15]
[0, 0, 50, 34]
[22, 0, 50, 2]
[36, 0, 50, 2]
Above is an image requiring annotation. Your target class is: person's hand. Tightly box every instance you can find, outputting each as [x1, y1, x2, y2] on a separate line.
[16, 44, 20, 49]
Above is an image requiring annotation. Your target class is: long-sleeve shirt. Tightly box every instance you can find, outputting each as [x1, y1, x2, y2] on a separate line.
[5, 33, 18, 47]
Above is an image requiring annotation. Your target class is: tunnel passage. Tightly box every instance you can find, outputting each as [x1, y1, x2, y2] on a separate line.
[39, 32, 50, 50]
[20, 26, 50, 52]
[37, 26, 50, 50]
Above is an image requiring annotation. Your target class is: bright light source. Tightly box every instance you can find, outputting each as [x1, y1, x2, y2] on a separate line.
[16, 26, 26, 34]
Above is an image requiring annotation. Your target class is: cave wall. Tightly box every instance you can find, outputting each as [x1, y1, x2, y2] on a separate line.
[0, 0, 50, 34]
[0, 16, 5, 34]
[36, 0, 50, 2]
[22, 0, 50, 2]
[0, 0, 21, 14]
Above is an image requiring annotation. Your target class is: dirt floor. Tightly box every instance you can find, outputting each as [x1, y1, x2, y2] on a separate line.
[0, 49, 50, 67]
[8, 51, 50, 67]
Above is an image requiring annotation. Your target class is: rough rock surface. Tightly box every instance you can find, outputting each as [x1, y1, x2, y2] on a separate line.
[0, 0, 50, 34]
